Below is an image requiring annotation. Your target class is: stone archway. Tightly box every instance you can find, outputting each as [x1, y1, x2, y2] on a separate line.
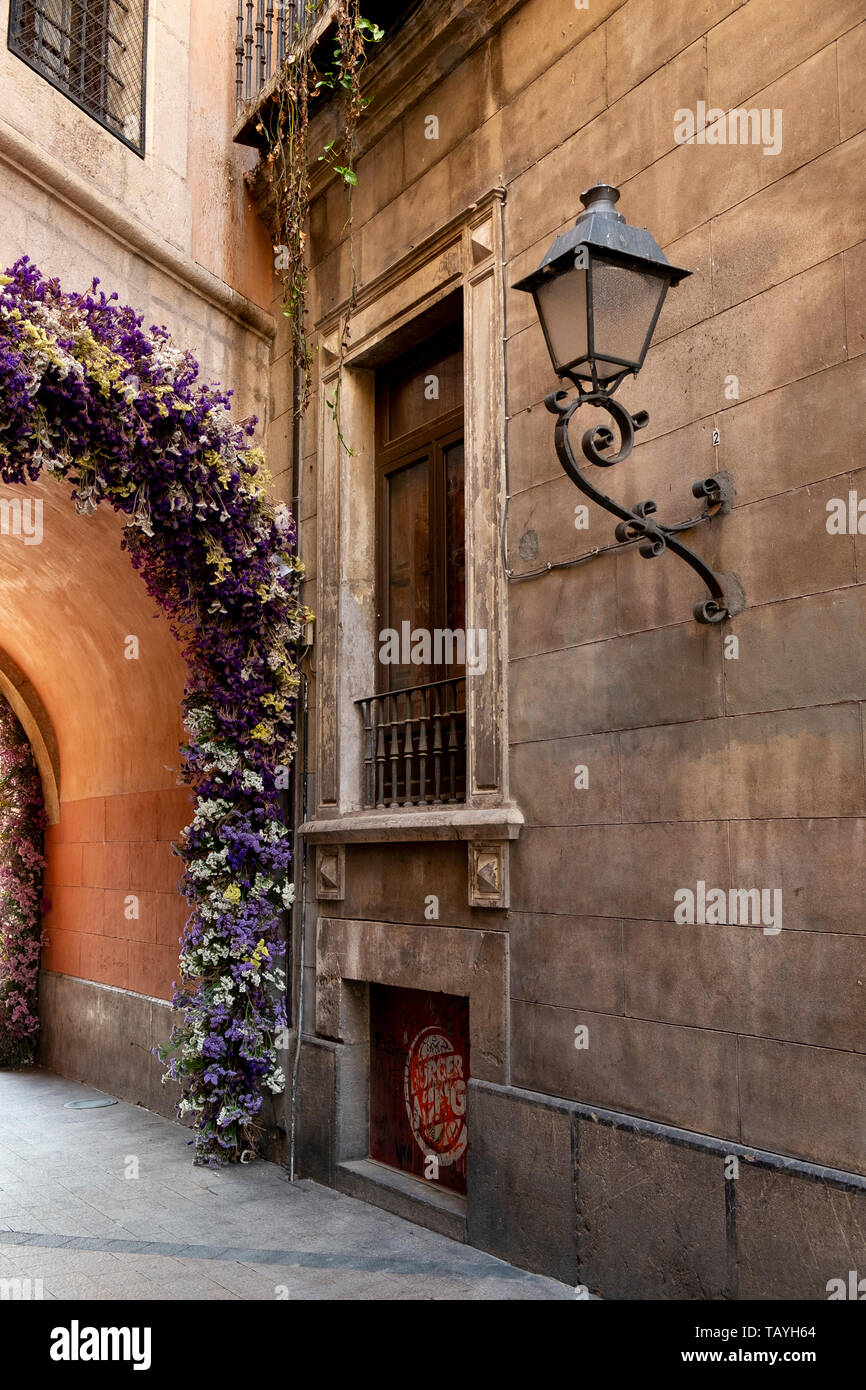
[0, 691, 46, 1066]
[0, 646, 59, 825]
[0, 259, 307, 1164]
[0, 474, 191, 1093]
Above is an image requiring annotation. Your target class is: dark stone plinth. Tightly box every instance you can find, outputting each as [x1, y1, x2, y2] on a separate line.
[467, 1079, 578, 1285]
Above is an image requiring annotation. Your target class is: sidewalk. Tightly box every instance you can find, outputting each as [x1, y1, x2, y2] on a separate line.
[0, 1068, 573, 1300]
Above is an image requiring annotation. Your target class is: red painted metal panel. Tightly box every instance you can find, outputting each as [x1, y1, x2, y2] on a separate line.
[370, 984, 469, 1195]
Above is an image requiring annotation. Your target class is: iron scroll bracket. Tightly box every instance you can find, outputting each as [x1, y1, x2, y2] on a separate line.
[545, 386, 734, 624]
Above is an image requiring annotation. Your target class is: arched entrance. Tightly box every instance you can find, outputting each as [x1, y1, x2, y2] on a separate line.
[0, 260, 306, 1165]
[0, 692, 45, 1066]
[0, 479, 192, 1086]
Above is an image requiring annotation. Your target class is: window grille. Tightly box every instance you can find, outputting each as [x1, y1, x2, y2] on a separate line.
[8, 0, 148, 155]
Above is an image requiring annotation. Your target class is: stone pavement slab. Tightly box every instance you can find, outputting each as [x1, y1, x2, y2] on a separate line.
[0, 1068, 576, 1301]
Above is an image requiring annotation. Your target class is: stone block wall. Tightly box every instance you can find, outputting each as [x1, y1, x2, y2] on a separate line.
[296, 0, 866, 1292]
[501, 0, 866, 1181]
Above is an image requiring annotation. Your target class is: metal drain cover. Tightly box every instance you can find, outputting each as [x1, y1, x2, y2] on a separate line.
[64, 1098, 118, 1109]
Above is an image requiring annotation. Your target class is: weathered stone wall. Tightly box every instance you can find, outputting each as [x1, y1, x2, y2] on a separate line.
[298, 0, 866, 1294]
[0, 0, 273, 308]
[502, 0, 866, 1179]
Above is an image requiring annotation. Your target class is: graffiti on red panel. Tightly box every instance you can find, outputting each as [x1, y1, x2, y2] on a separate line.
[370, 984, 469, 1193]
[404, 1025, 467, 1165]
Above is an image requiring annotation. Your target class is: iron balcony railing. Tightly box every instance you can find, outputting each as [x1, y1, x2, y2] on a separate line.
[356, 678, 467, 810]
[235, 0, 331, 111]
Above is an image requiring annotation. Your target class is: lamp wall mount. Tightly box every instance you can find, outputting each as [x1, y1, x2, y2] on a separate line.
[545, 386, 740, 625]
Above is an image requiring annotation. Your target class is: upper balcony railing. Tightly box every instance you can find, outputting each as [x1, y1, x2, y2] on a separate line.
[235, 0, 333, 113]
[233, 1, 415, 145]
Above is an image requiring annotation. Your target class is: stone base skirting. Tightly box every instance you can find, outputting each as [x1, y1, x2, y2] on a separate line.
[466, 1080, 866, 1299]
[295, 1040, 866, 1299]
[37, 969, 866, 1298]
[37, 970, 180, 1120]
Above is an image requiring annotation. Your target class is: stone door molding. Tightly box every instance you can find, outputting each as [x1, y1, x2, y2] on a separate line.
[312, 188, 509, 822]
[316, 915, 508, 1085]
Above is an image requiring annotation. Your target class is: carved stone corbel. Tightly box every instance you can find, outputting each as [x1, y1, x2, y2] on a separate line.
[468, 840, 509, 909]
[316, 844, 345, 901]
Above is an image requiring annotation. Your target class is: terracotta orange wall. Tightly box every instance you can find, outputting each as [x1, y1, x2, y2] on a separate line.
[0, 480, 193, 1004]
[42, 788, 194, 1002]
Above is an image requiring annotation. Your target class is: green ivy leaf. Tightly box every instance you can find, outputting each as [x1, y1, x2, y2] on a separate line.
[358, 18, 385, 40]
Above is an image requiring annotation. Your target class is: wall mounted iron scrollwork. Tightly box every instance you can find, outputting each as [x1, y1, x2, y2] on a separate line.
[545, 384, 735, 624]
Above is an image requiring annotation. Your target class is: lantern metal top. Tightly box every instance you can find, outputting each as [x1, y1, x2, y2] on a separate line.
[513, 182, 691, 293]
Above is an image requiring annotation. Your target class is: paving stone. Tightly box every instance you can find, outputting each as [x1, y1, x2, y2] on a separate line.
[42, 1275, 105, 1300]
[0, 1067, 573, 1300]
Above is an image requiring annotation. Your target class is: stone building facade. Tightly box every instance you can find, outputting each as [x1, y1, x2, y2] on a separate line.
[281, 0, 866, 1298]
[0, 0, 864, 1300]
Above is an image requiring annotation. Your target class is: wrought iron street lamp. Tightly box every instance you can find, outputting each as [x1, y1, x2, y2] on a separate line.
[514, 182, 736, 624]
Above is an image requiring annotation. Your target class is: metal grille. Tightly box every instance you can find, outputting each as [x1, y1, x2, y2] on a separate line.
[357, 678, 467, 810]
[235, 0, 330, 111]
[8, 0, 148, 154]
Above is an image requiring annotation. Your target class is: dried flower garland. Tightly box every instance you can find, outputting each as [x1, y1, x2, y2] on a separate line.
[0, 700, 46, 1066]
[0, 258, 309, 1163]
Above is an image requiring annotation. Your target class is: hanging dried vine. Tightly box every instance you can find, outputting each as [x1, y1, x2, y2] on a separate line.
[258, 1, 383, 416]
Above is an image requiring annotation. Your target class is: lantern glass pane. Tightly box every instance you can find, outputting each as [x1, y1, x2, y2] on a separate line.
[590, 260, 668, 375]
[535, 266, 588, 374]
